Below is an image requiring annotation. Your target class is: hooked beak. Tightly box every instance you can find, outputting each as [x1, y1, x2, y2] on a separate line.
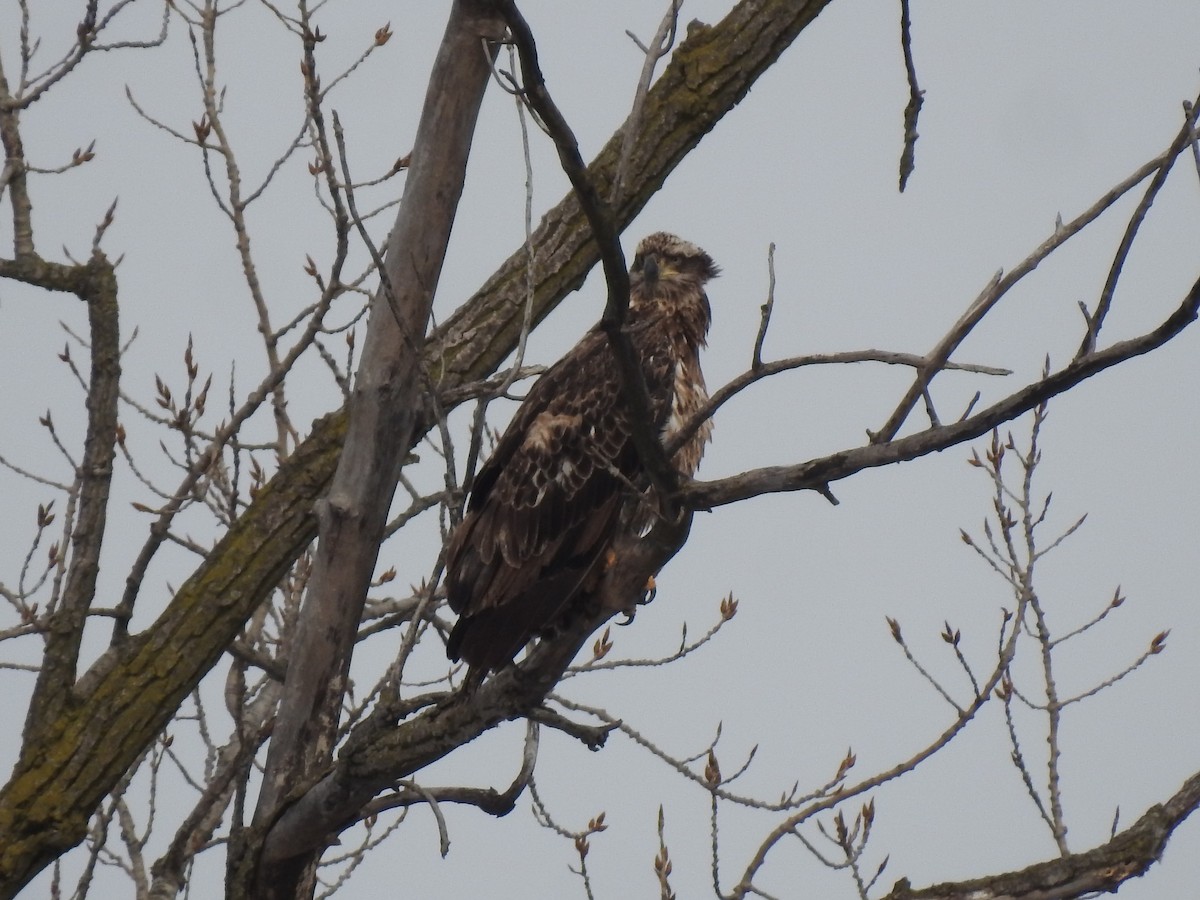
[642, 253, 659, 293]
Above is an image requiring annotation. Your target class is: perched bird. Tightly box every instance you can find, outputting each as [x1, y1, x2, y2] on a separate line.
[444, 232, 719, 676]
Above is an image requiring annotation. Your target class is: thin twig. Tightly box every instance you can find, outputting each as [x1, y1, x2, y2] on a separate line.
[498, 0, 680, 505]
[1077, 90, 1200, 358]
[612, 0, 682, 203]
[752, 243, 776, 371]
[897, 0, 923, 191]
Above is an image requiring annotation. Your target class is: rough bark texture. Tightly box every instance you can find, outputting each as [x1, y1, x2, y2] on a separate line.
[0, 1, 834, 894]
[883, 771, 1200, 899]
[0, 414, 339, 899]
[21, 252, 120, 743]
[261, 517, 690, 861]
[249, 2, 506, 895]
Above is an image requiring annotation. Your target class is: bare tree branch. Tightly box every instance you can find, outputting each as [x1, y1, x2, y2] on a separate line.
[881, 771, 1200, 900]
[498, 0, 683, 504]
[612, 0, 683, 203]
[683, 274, 1200, 511]
[358, 720, 540, 822]
[258, 513, 690, 866]
[875, 114, 1200, 445]
[19, 249, 119, 749]
[897, 0, 923, 192]
[247, 4, 507, 896]
[1076, 93, 1200, 357]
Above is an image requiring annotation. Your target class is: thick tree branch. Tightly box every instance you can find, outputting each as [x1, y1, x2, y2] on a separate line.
[0, 2, 836, 891]
[313, 582, 655, 865]
[357, 721, 539, 822]
[22, 250, 120, 747]
[247, 2, 506, 896]
[258, 514, 691, 863]
[883, 770, 1200, 899]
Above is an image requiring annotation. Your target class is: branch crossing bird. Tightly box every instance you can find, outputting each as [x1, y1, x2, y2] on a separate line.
[444, 232, 719, 677]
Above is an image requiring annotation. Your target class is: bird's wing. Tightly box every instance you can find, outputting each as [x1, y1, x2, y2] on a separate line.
[444, 325, 676, 668]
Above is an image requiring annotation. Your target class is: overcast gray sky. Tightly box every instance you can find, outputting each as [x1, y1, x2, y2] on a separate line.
[3, 1, 1200, 897]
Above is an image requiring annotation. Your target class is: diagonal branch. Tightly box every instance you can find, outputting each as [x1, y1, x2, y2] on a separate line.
[22, 250, 120, 747]
[0, 2, 837, 891]
[874, 115, 1200, 445]
[612, 0, 682, 203]
[247, 3, 507, 897]
[1076, 92, 1200, 358]
[357, 720, 540, 822]
[665, 348, 1009, 460]
[259, 512, 691, 864]
[882, 770, 1200, 899]
[684, 273, 1200, 510]
[498, 0, 679, 502]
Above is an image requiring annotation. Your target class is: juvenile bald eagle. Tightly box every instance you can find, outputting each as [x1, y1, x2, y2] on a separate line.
[444, 232, 719, 676]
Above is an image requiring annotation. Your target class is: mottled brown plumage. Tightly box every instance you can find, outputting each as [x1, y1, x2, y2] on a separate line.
[444, 233, 718, 675]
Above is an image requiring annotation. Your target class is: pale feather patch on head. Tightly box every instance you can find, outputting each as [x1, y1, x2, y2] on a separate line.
[636, 231, 705, 261]
[632, 232, 721, 283]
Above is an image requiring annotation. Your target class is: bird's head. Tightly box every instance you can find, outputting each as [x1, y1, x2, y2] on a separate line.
[629, 232, 720, 298]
